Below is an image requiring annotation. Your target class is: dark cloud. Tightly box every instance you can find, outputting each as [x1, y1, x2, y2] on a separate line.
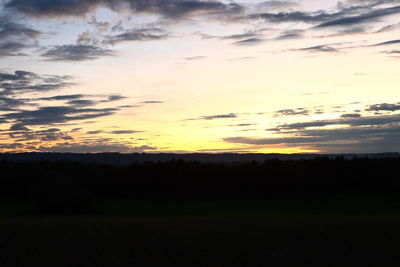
[275, 114, 400, 131]
[243, 1, 400, 42]
[106, 28, 169, 45]
[39, 94, 86, 101]
[8, 128, 73, 142]
[224, 29, 302, 46]
[0, 143, 24, 150]
[255, 1, 299, 12]
[0, 70, 74, 96]
[0, 96, 30, 110]
[224, 116, 400, 152]
[118, 104, 140, 108]
[252, 11, 338, 24]
[225, 125, 400, 144]
[37, 94, 126, 107]
[341, 113, 362, 118]
[199, 29, 270, 45]
[5, 0, 104, 17]
[67, 99, 97, 107]
[87, 130, 104, 134]
[0, 17, 40, 39]
[42, 44, 114, 61]
[297, 45, 340, 53]
[38, 142, 156, 153]
[128, 0, 244, 18]
[233, 37, 265, 46]
[316, 5, 400, 28]
[275, 109, 309, 116]
[385, 50, 400, 55]
[0, 41, 28, 57]
[275, 33, 303, 40]
[0, 70, 132, 151]
[110, 130, 142, 134]
[200, 113, 237, 120]
[10, 123, 29, 131]
[5, 0, 243, 19]
[4, 106, 118, 128]
[107, 95, 127, 101]
[373, 39, 400, 46]
[221, 32, 259, 40]
[229, 123, 256, 127]
[0, 17, 41, 57]
[376, 22, 400, 33]
[141, 100, 164, 104]
[367, 103, 400, 112]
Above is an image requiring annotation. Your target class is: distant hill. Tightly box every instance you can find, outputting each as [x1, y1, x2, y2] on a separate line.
[0, 152, 399, 165]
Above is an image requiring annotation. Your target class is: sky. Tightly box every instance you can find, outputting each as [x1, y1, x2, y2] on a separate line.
[0, 0, 399, 154]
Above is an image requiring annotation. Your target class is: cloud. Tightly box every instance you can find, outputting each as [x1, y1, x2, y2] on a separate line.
[184, 56, 207, 61]
[0, 70, 136, 152]
[87, 129, 142, 135]
[275, 32, 303, 40]
[229, 123, 256, 127]
[38, 142, 157, 153]
[37, 94, 127, 107]
[224, 118, 400, 152]
[251, 10, 338, 24]
[376, 22, 400, 33]
[87, 130, 104, 135]
[385, 50, 400, 55]
[105, 28, 169, 45]
[275, 109, 309, 116]
[297, 45, 341, 53]
[200, 113, 237, 120]
[274, 114, 400, 130]
[254, 1, 299, 12]
[0, 143, 24, 150]
[0, 70, 130, 131]
[0, 70, 74, 96]
[228, 105, 399, 152]
[367, 103, 400, 112]
[0, 96, 31, 110]
[67, 99, 97, 107]
[41, 44, 114, 61]
[233, 37, 265, 46]
[241, 1, 400, 43]
[0, 16, 41, 57]
[4, 106, 118, 128]
[5, 0, 104, 17]
[110, 130, 143, 134]
[225, 125, 400, 144]
[39, 94, 86, 101]
[5, 0, 243, 19]
[8, 128, 73, 142]
[141, 100, 164, 104]
[373, 39, 400, 46]
[9, 123, 29, 131]
[221, 32, 260, 40]
[106, 95, 127, 101]
[341, 113, 362, 118]
[316, 5, 400, 28]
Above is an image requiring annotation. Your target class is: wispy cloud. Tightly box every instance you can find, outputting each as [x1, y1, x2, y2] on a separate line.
[0, 16, 41, 57]
[42, 44, 114, 61]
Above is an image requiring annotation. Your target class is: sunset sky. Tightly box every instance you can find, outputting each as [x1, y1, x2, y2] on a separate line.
[0, 0, 399, 153]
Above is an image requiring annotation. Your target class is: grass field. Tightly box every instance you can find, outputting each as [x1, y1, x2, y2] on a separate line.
[0, 196, 400, 267]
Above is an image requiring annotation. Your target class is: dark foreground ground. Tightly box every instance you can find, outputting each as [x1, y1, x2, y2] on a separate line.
[1, 158, 400, 266]
[1, 196, 400, 267]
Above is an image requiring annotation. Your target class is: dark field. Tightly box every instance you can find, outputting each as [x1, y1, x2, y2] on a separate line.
[1, 158, 400, 266]
[0, 197, 399, 267]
